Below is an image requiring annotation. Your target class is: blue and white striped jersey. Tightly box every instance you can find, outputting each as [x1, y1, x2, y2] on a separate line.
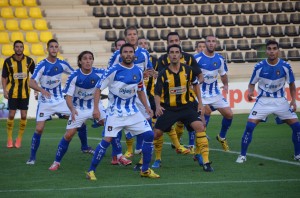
[250, 59, 295, 98]
[108, 46, 153, 71]
[31, 58, 74, 103]
[63, 67, 105, 110]
[96, 63, 144, 117]
[194, 52, 228, 99]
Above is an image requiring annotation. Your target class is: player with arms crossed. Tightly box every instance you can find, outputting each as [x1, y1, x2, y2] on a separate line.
[86, 43, 159, 180]
[236, 40, 300, 163]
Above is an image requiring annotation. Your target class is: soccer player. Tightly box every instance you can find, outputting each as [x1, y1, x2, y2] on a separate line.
[154, 44, 213, 172]
[194, 35, 233, 152]
[86, 43, 160, 180]
[26, 39, 92, 165]
[48, 51, 106, 171]
[153, 32, 203, 168]
[108, 26, 154, 160]
[114, 38, 126, 51]
[1, 40, 35, 148]
[236, 40, 300, 163]
[195, 41, 206, 53]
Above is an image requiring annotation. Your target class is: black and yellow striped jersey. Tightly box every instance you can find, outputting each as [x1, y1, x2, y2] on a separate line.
[1, 55, 35, 99]
[155, 63, 198, 110]
[144, 55, 158, 103]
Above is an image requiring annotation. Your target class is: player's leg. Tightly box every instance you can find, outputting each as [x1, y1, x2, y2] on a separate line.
[6, 99, 17, 148]
[15, 98, 29, 148]
[287, 119, 300, 161]
[216, 106, 233, 151]
[110, 132, 122, 165]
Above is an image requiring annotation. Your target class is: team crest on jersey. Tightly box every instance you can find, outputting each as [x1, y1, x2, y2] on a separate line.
[252, 111, 257, 115]
[276, 70, 280, 76]
[39, 113, 44, 117]
[133, 75, 137, 80]
[108, 126, 113, 131]
[213, 62, 217, 67]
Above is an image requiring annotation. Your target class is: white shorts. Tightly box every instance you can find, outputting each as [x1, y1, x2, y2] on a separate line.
[66, 103, 106, 129]
[202, 94, 229, 109]
[103, 112, 152, 138]
[36, 99, 70, 121]
[248, 97, 298, 120]
[136, 97, 151, 120]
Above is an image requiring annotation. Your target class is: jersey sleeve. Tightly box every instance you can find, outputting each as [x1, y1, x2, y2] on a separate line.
[108, 51, 120, 68]
[218, 56, 227, 76]
[284, 63, 295, 84]
[249, 63, 262, 85]
[63, 73, 77, 96]
[96, 66, 116, 91]
[154, 72, 164, 96]
[145, 50, 153, 70]
[1, 59, 9, 78]
[31, 62, 45, 82]
[190, 55, 202, 76]
[61, 61, 74, 74]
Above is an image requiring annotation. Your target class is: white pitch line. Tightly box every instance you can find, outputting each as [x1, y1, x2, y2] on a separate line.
[0, 179, 300, 193]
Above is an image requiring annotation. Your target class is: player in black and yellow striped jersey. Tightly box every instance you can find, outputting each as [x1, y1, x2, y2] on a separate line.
[153, 44, 213, 172]
[1, 40, 35, 148]
[152, 32, 203, 168]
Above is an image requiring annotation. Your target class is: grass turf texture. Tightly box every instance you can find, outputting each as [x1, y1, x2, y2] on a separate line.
[0, 114, 300, 198]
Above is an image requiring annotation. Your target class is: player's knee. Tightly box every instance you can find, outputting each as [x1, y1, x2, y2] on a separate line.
[153, 129, 163, 140]
[143, 130, 154, 142]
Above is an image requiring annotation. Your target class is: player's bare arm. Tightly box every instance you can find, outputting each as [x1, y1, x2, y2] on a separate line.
[29, 78, 51, 98]
[289, 82, 297, 112]
[93, 88, 101, 121]
[1, 77, 8, 99]
[138, 90, 153, 118]
[247, 84, 255, 101]
[220, 74, 229, 94]
[154, 95, 164, 117]
[65, 95, 77, 122]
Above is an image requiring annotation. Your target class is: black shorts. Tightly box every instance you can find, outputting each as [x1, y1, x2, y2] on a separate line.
[8, 98, 29, 110]
[155, 105, 201, 133]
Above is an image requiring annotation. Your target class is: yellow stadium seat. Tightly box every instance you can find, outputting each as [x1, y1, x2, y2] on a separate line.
[26, 31, 39, 43]
[36, 56, 45, 63]
[9, 0, 23, 6]
[15, 7, 28, 18]
[6, 19, 19, 31]
[31, 43, 45, 56]
[0, 0, 9, 7]
[2, 44, 14, 56]
[20, 19, 34, 30]
[40, 31, 53, 43]
[24, 0, 37, 6]
[11, 31, 24, 42]
[1, 7, 14, 18]
[23, 44, 30, 56]
[0, 32, 10, 44]
[34, 19, 48, 30]
[0, 20, 5, 30]
[29, 7, 43, 18]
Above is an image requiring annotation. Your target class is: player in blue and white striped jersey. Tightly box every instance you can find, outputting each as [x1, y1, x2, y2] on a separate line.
[194, 35, 233, 151]
[26, 40, 91, 165]
[86, 44, 159, 180]
[48, 51, 106, 171]
[236, 40, 300, 163]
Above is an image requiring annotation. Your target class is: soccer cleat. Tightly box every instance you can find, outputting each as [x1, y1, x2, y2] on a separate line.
[49, 161, 60, 171]
[133, 163, 142, 171]
[118, 156, 132, 166]
[111, 156, 118, 165]
[140, 168, 160, 178]
[188, 146, 195, 155]
[151, 160, 161, 168]
[124, 151, 133, 158]
[86, 170, 97, 181]
[216, 135, 229, 151]
[26, 159, 35, 165]
[293, 154, 300, 161]
[81, 146, 95, 155]
[14, 138, 22, 148]
[7, 139, 13, 148]
[236, 155, 247, 163]
[134, 149, 142, 155]
[176, 145, 190, 154]
[193, 154, 203, 166]
[203, 162, 214, 172]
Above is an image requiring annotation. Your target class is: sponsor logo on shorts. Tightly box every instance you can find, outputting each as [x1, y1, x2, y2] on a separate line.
[108, 126, 113, 131]
[68, 120, 72, 125]
[252, 111, 257, 115]
[40, 113, 44, 117]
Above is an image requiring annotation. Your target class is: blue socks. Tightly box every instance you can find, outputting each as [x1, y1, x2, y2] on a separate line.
[55, 137, 70, 162]
[188, 131, 195, 146]
[89, 140, 110, 172]
[204, 114, 211, 126]
[77, 123, 88, 150]
[240, 121, 256, 156]
[111, 131, 122, 157]
[141, 130, 154, 172]
[219, 117, 233, 138]
[30, 132, 41, 160]
[290, 122, 300, 155]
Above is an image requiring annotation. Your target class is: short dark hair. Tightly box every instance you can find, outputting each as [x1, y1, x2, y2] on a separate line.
[266, 39, 279, 48]
[77, 51, 94, 68]
[195, 40, 205, 47]
[114, 38, 126, 47]
[167, 44, 182, 54]
[205, 35, 215, 41]
[120, 43, 135, 54]
[13, 40, 23, 48]
[47, 39, 58, 48]
[166, 32, 180, 43]
[124, 26, 138, 36]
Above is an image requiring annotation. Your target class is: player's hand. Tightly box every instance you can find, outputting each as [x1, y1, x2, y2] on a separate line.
[290, 100, 297, 112]
[247, 92, 256, 101]
[155, 106, 165, 117]
[41, 89, 51, 99]
[220, 85, 228, 94]
[71, 109, 78, 122]
[146, 107, 153, 118]
[93, 108, 100, 121]
[3, 90, 9, 99]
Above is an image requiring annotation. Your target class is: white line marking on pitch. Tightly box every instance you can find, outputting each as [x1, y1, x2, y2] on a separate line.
[0, 179, 300, 193]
